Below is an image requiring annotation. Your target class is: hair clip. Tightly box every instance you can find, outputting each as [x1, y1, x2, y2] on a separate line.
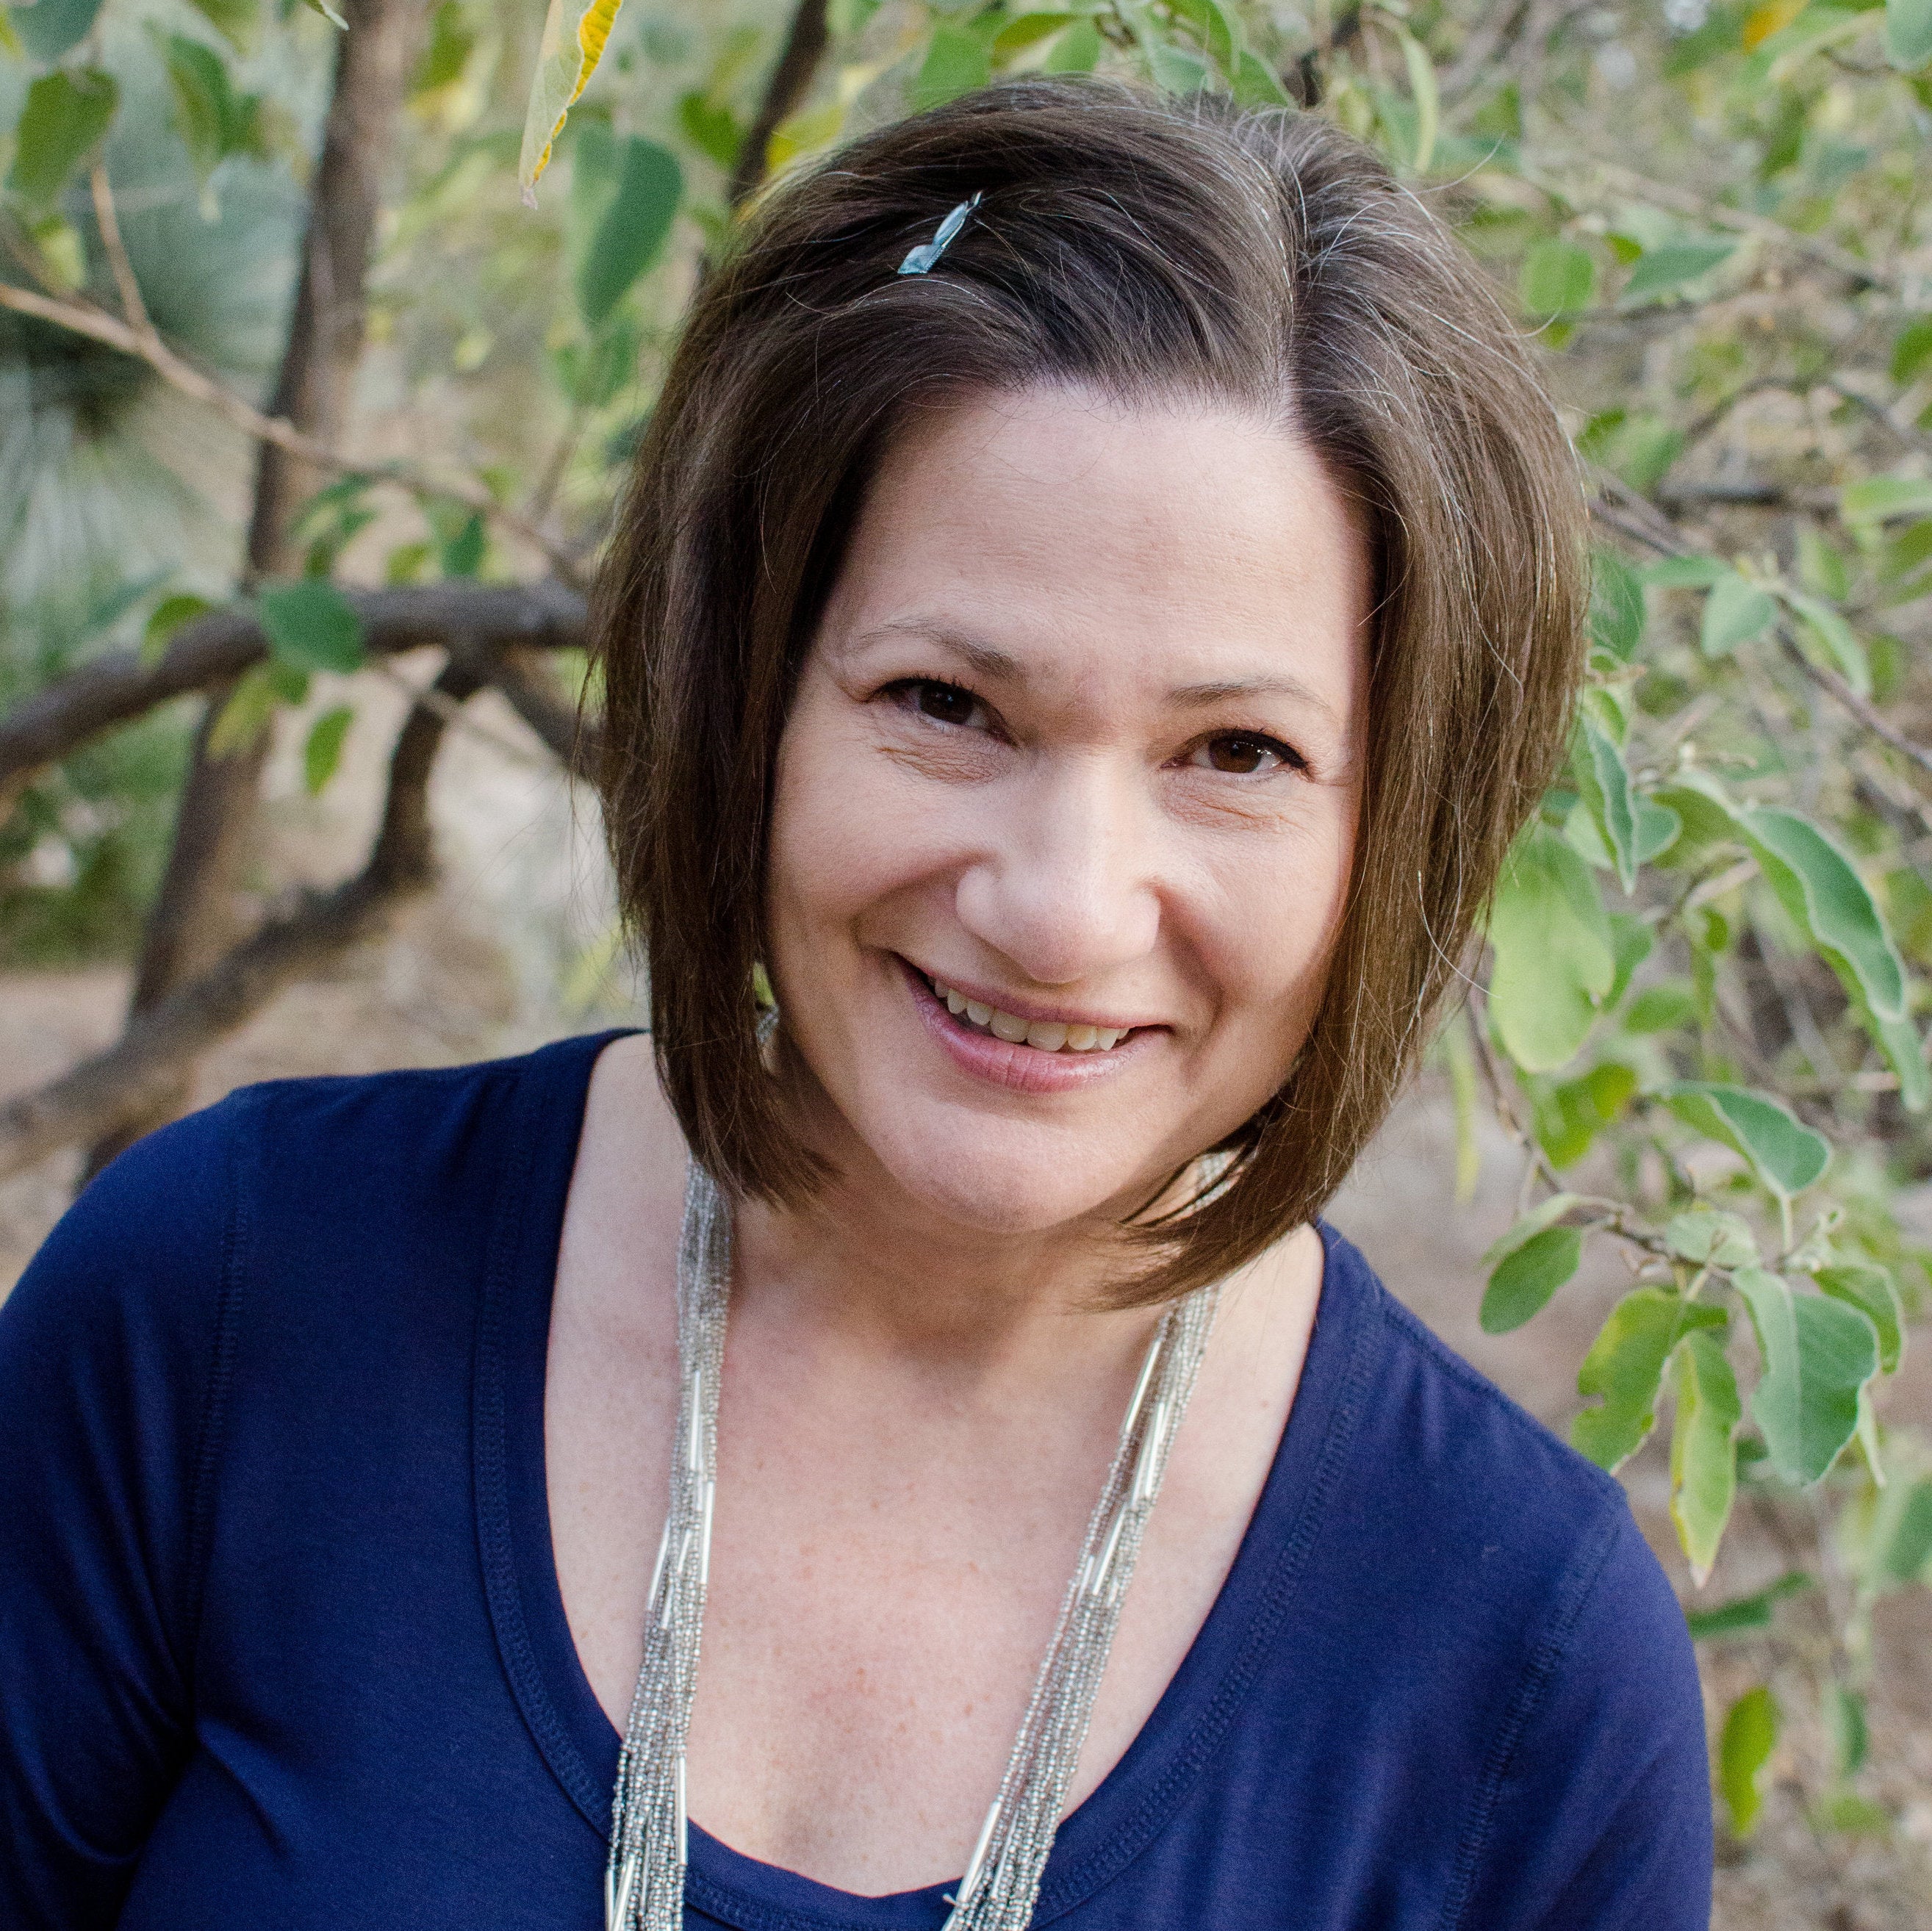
[897, 192, 982, 276]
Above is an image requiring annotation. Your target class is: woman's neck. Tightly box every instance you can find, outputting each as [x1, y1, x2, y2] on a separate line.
[732, 1178, 1167, 1400]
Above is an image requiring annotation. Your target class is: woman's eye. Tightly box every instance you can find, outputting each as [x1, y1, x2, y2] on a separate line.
[897, 680, 985, 729]
[1190, 733, 1301, 775]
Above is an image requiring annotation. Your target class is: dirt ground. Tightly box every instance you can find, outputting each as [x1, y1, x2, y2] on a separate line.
[3, 701, 1928, 1922]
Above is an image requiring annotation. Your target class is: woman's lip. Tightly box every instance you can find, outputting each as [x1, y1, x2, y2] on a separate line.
[902, 963, 1154, 1095]
[897, 955, 1160, 1034]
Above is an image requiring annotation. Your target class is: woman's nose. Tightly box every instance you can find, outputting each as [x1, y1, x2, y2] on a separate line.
[952, 758, 1162, 988]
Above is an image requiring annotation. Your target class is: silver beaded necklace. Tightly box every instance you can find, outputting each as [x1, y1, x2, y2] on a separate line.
[604, 1161, 1221, 1931]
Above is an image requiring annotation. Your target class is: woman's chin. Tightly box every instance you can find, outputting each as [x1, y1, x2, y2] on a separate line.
[855, 1131, 1160, 1242]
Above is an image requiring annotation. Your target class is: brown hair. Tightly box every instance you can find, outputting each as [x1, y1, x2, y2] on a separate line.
[592, 77, 1587, 1301]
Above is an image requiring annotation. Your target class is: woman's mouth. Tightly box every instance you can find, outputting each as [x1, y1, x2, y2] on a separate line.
[923, 974, 1133, 1054]
[897, 958, 1153, 1094]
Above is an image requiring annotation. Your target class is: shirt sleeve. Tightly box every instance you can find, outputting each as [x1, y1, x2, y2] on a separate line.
[1454, 1503, 1714, 1931]
[0, 1098, 242, 1929]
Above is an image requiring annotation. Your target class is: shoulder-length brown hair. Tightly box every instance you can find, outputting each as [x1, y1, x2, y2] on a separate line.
[592, 77, 1587, 1303]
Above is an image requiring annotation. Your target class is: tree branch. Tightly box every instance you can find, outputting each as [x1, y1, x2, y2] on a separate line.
[0, 580, 586, 805]
[728, 0, 831, 209]
[0, 658, 486, 1183]
[0, 278, 585, 584]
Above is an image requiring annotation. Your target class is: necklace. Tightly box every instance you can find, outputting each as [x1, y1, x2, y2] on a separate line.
[604, 1162, 1222, 1930]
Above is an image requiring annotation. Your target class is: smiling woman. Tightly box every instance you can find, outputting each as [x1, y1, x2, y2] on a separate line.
[0, 76, 1709, 1931]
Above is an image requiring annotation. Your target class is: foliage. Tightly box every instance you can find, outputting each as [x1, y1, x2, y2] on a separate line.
[7, 0, 1932, 1886]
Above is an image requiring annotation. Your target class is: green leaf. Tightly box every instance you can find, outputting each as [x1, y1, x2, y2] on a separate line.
[1701, 571, 1776, 656]
[577, 136, 680, 326]
[157, 32, 265, 183]
[1827, 1683, 1870, 1779]
[257, 580, 366, 675]
[1041, 17, 1102, 73]
[1629, 799, 1679, 868]
[186, 0, 259, 54]
[8, 69, 118, 212]
[1663, 1082, 1831, 1203]
[676, 93, 743, 170]
[1148, 43, 1213, 92]
[1479, 1192, 1583, 1272]
[1520, 238, 1596, 316]
[1670, 1330, 1740, 1583]
[1168, 0, 1243, 72]
[1684, 1570, 1811, 1639]
[1886, 0, 1932, 66]
[207, 661, 283, 759]
[1393, 26, 1439, 174]
[1621, 238, 1736, 304]
[1534, 1062, 1637, 1168]
[1739, 807, 1908, 1024]
[1641, 553, 1728, 589]
[991, 11, 1078, 58]
[143, 591, 214, 661]
[1590, 550, 1645, 658]
[1625, 981, 1698, 1034]
[1891, 315, 1932, 386]
[11, 0, 104, 62]
[1875, 1479, 1932, 1583]
[1720, 1686, 1780, 1837]
[1665, 1209, 1759, 1270]
[1487, 824, 1615, 1072]
[439, 511, 486, 580]
[1734, 1268, 1880, 1485]
[1232, 48, 1289, 104]
[301, 0, 347, 27]
[1572, 716, 1641, 891]
[913, 24, 993, 110]
[1573, 1288, 1724, 1471]
[1842, 475, 1932, 524]
[1811, 1262, 1904, 1373]
[413, 0, 474, 94]
[1482, 1226, 1584, 1334]
[303, 705, 353, 797]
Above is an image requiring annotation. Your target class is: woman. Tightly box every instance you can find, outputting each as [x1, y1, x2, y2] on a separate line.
[0, 80, 1709, 1931]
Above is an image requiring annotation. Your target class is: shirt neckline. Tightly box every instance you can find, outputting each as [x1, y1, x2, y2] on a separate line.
[474, 1031, 1382, 1930]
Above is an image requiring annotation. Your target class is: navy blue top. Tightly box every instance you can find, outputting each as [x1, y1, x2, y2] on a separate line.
[0, 1032, 1712, 1930]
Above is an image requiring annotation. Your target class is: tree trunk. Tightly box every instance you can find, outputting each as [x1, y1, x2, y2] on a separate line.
[85, 0, 426, 1181]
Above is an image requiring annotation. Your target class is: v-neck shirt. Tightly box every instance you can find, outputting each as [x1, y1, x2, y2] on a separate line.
[0, 1031, 1711, 1929]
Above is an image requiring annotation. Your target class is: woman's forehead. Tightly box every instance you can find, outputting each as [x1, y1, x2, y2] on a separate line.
[822, 386, 1371, 690]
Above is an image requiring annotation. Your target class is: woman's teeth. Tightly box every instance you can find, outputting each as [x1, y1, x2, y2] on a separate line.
[929, 979, 1127, 1052]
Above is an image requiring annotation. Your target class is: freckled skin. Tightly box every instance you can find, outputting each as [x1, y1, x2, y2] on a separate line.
[547, 385, 1371, 1896]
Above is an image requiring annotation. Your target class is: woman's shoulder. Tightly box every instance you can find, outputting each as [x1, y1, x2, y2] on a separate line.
[1, 1030, 632, 1378]
[1310, 1225, 1694, 1696]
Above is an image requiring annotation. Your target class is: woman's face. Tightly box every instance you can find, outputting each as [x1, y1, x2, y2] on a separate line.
[766, 386, 1370, 1239]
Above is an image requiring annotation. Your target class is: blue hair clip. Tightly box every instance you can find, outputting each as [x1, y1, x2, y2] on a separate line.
[897, 192, 982, 276]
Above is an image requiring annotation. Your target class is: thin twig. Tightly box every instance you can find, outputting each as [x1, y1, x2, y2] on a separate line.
[88, 163, 149, 336]
[1780, 639, 1932, 785]
[0, 279, 586, 586]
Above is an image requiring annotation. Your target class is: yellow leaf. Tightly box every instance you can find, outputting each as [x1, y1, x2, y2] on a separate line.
[1741, 0, 1805, 49]
[518, 0, 626, 204]
[766, 99, 846, 178]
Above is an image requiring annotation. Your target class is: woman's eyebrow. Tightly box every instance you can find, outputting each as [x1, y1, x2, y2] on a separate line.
[844, 621, 1025, 683]
[1167, 675, 1339, 722]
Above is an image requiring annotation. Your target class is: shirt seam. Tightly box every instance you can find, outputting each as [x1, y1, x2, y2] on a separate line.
[1433, 1497, 1627, 1931]
[184, 1086, 254, 1697]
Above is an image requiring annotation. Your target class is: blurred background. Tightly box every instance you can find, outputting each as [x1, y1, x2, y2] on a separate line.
[4, 1, 1931, 1922]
